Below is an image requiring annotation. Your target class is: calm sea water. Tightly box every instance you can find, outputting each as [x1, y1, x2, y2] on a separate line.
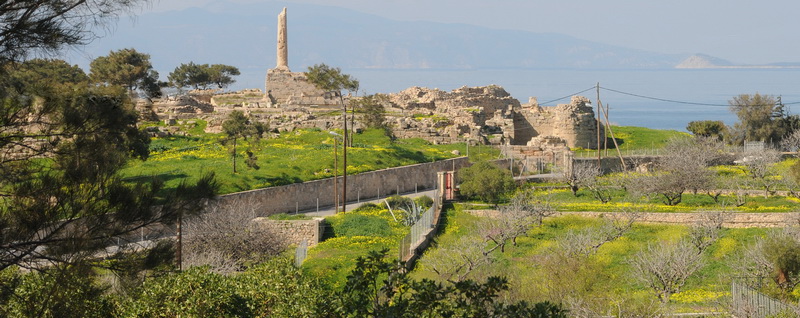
[235, 68, 800, 131]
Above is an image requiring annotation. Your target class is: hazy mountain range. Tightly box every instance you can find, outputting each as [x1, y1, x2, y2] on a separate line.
[65, 1, 796, 90]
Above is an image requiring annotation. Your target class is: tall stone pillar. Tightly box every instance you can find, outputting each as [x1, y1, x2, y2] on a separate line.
[276, 7, 289, 71]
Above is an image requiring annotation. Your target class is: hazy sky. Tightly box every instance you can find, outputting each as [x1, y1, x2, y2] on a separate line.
[138, 0, 800, 65]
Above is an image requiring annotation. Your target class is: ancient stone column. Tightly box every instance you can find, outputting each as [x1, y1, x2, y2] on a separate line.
[276, 7, 289, 71]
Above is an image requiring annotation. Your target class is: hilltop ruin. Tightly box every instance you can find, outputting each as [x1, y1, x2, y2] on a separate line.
[145, 7, 603, 154]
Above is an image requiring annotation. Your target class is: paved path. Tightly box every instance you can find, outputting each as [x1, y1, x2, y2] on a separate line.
[301, 189, 439, 217]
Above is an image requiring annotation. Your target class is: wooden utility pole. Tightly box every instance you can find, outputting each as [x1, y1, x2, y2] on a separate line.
[342, 103, 347, 213]
[333, 138, 338, 213]
[599, 102, 626, 170]
[596, 83, 601, 168]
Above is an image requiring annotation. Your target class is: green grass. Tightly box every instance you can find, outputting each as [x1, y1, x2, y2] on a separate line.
[573, 125, 690, 154]
[122, 123, 499, 195]
[412, 205, 771, 312]
[300, 204, 410, 289]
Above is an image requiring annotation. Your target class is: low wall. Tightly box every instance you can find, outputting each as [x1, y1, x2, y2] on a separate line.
[251, 218, 324, 247]
[574, 155, 660, 174]
[216, 157, 471, 216]
[465, 210, 799, 228]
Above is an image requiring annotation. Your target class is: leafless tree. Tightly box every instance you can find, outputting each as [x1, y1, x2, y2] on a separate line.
[780, 129, 800, 154]
[424, 235, 496, 283]
[740, 147, 782, 198]
[628, 240, 705, 303]
[183, 197, 284, 273]
[558, 211, 639, 257]
[687, 210, 730, 254]
[630, 137, 726, 205]
[561, 162, 602, 196]
[478, 190, 554, 252]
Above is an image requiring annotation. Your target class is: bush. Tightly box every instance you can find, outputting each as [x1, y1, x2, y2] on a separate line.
[383, 195, 412, 210]
[459, 161, 515, 203]
[414, 195, 434, 210]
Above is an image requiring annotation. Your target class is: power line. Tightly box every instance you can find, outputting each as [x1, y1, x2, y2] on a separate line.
[539, 86, 596, 105]
[599, 86, 800, 107]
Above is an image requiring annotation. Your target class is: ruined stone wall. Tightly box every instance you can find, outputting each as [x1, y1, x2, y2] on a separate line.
[215, 157, 471, 216]
[250, 218, 323, 247]
[517, 96, 603, 148]
[265, 69, 337, 107]
[386, 86, 521, 144]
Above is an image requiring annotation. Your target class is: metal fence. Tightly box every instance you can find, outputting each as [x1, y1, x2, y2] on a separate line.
[732, 281, 797, 317]
[399, 190, 441, 262]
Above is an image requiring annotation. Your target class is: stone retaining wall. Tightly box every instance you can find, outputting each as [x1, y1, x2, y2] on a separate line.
[216, 157, 472, 216]
[251, 218, 324, 247]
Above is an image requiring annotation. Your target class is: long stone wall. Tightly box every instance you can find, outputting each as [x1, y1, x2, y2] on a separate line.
[216, 157, 471, 216]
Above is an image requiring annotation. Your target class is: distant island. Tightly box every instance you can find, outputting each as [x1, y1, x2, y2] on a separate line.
[676, 54, 800, 69]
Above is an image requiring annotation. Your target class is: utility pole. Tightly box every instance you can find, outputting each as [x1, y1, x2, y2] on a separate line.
[333, 137, 338, 213]
[596, 82, 601, 169]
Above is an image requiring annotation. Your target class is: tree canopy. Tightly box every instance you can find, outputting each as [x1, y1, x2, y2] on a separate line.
[168, 62, 240, 90]
[222, 110, 266, 173]
[305, 63, 359, 94]
[458, 161, 516, 204]
[0, 0, 148, 63]
[89, 48, 162, 98]
[729, 93, 800, 144]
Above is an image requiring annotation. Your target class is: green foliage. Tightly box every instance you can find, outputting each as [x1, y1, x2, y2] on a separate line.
[686, 120, 728, 140]
[459, 161, 516, 203]
[729, 93, 800, 144]
[331, 249, 567, 318]
[168, 62, 240, 90]
[221, 110, 266, 173]
[6, 58, 89, 95]
[351, 94, 390, 134]
[89, 48, 162, 98]
[118, 256, 329, 317]
[122, 127, 488, 195]
[415, 195, 434, 210]
[305, 63, 359, 93]
[383, 194, 413, 210]
[763, 233, 800, 293]
[0, 266, 115, 318]
[330, 214, 392, 238]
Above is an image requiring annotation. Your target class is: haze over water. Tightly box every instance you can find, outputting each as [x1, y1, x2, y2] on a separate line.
[234, 67, 800, 131]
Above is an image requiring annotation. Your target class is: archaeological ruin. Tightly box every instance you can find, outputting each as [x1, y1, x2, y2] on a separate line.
[146, 7, 604, 162]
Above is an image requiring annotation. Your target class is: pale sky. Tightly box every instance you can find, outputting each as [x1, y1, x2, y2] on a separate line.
[140, 0, 800, 65]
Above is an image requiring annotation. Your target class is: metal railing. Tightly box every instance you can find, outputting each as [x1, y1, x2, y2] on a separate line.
[399, 189, 441, 262]
[732, 281, 797, 317]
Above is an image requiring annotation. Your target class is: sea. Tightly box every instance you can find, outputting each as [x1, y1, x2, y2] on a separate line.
[233, 68, 800, 131]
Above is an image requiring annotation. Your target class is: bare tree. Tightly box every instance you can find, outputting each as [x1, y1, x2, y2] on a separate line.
[424, 236, 496, 283]
[740, 147, 782, 198]
[780, 129, 800, 154]
[183, 198, 284, 273]
[561, 162, 602, 196]
[628, 240, 705, 303]
[630, 137, 725, 205]
[479, 190, 554, 252]
[687, 211, 729, 254]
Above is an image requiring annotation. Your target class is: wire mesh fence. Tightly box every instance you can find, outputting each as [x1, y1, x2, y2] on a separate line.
[294, 240, 308, 268]
[399, 188, 441, 262]
[731, 281, 797, 317]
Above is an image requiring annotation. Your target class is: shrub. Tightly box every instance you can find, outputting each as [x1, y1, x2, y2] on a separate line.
[414, 195, 434, 210]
